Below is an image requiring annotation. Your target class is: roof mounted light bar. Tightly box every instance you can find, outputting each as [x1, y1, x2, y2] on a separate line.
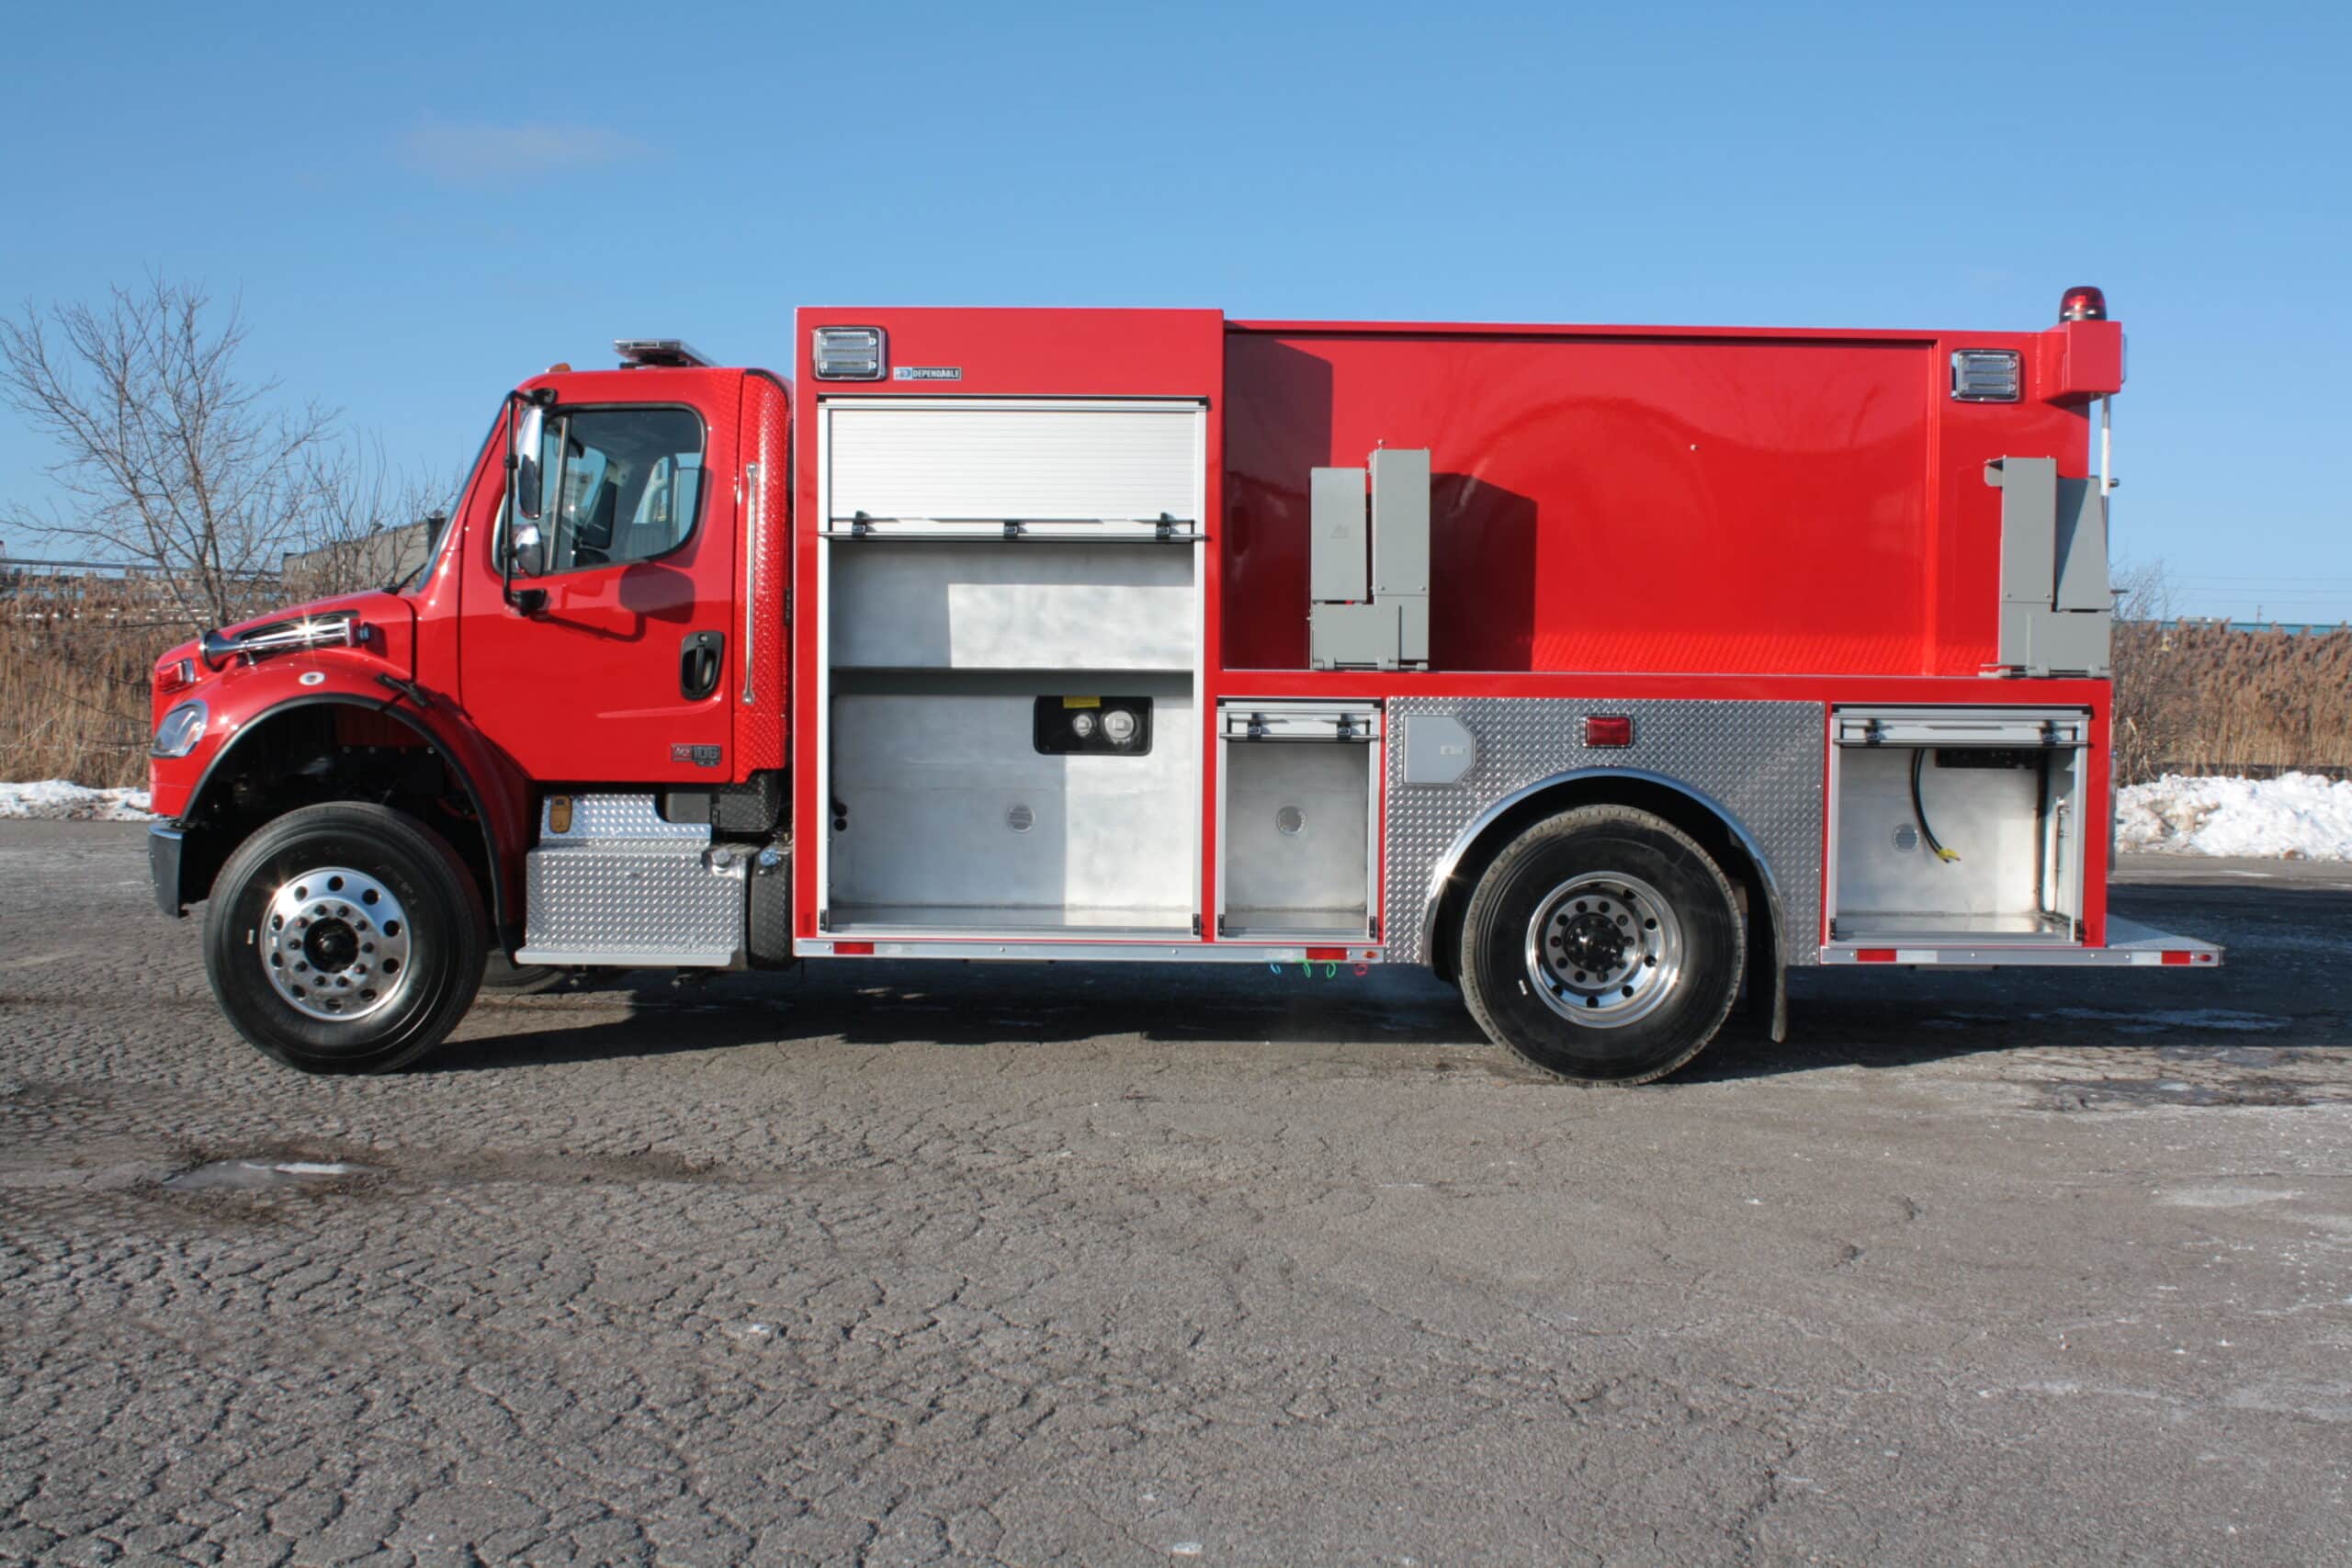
[615, 338, 714, 369]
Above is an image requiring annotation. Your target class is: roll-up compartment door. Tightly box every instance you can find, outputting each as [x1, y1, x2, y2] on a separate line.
[827, 400, 1203, 530]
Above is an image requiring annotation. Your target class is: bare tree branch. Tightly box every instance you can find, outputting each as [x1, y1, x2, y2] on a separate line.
[0, 274, 376, 631]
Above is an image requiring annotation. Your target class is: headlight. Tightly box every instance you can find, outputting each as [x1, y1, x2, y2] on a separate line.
[152, 700, 208, 758]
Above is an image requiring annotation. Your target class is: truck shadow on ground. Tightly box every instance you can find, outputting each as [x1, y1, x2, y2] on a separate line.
[442, 964, 1496, 1073]
[437, 965, 2345, 1087]
[439, 881, 2349, 1078]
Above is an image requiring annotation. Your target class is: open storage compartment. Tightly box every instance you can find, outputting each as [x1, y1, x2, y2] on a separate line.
[1216, 702, 1382, 941]
[816, 397, 1207, 940]
[828, 667, 1196, 933]
[1826, 706, 2088, 946]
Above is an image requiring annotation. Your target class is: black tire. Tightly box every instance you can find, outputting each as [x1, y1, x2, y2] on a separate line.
[202, 802, 487, 1074]
[1457, 805, 1743, 1085]
[481, 953, 565, 995]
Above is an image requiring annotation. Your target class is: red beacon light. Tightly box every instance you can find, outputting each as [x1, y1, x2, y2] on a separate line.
[2060, 286, 2107, 322]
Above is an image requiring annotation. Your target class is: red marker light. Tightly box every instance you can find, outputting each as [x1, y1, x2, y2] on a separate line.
[2060, 286, 2107, 322]
[1581, 715, 1634, 748]
[1856, 948, 1898, 964]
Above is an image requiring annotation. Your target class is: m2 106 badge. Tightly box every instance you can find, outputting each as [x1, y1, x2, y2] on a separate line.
[670, 743, 723, 768]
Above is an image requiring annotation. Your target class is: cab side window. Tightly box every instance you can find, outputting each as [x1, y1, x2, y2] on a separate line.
[542, 408, 705, 572]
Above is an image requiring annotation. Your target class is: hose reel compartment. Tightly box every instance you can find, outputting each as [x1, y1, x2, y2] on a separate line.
[1826, 707, 2088, 945]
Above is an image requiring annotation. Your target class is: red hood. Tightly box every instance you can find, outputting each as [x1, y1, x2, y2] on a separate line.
[153, 590, 418, 722]
[215, 589, 418, 652]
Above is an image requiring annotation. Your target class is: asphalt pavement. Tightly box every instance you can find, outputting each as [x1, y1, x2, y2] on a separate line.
[3, 822, 2347, 1565]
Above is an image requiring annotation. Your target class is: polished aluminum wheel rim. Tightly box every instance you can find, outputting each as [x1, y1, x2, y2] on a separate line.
[1525, 870, 1684, 1028]
[261, 866, 412, 1022]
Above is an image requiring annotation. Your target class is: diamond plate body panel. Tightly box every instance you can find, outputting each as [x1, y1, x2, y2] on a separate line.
[523, 794, 741, 964]
[1384, 698, 1826, 966]
[543, 794, 705, 841]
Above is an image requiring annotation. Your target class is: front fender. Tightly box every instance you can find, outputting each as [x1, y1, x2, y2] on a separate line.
[160, 666, 531, 950]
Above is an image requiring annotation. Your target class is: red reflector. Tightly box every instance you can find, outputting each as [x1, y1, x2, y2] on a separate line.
[2160, 950, 2192, 966]
[1306, 946, 1346, 961]
[2060, 285, 2107, 322]
[834, 941, 875, 956]
[1856, 948, 1898, 963]
[1581, 715, 1634, 748]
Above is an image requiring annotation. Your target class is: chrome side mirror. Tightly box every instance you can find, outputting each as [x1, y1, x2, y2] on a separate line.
[513, 402, 547, 520]
[510, 519, 547, 580]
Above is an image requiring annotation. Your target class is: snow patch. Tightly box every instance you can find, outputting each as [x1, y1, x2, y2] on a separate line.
[0, 781, 153, 821]
[164, 1158, 379, 1192]
[2159, 1187, 2301, 1209]
[2117, 773, 2352, 861]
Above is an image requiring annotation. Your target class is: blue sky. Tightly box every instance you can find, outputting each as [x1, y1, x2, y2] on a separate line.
[4, 0, 2346, 621]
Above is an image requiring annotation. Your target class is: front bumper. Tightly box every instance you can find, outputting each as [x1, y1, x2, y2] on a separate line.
[149, 824, 185, 918]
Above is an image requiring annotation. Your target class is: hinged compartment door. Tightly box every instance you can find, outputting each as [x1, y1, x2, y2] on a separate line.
[1216, 702, 1382, 941]
[1826, 705, 2088, 945]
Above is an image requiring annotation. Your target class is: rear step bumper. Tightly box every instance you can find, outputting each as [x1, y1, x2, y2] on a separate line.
[1820, 917, 2222, 967]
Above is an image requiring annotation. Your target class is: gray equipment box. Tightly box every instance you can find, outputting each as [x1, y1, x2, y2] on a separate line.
[1985, 457, 2110, 676]
[1308, 447, 1430, 670]
[1308, 467, 1367, 602]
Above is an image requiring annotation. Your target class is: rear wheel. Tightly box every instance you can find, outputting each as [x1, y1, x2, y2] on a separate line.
[203, 802, 487, 1074]
[1458, 805, 1743, 1084]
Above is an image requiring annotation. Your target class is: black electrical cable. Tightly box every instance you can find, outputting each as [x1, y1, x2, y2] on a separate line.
[1910, 750, 1960, 863]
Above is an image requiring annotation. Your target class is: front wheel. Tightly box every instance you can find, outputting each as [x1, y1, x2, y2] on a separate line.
[203, 803, 487, 1074]
[1458, 805, 1743, 1084]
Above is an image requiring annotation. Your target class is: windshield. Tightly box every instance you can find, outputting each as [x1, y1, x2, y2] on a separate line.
[392, 408, 503, 594]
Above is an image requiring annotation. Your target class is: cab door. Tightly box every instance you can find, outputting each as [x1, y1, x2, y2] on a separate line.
[458, 372, 741, 783]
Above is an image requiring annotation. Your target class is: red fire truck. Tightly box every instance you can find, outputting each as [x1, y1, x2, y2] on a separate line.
[143, 290, 2218, 1083]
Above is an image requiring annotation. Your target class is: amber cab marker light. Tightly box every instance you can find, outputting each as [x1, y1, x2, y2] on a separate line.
[2060, 286, 2107, 322]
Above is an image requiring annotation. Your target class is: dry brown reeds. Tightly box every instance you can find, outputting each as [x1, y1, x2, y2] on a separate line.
[2111, 622, 2352, 784]
[0, 575, 208, 787]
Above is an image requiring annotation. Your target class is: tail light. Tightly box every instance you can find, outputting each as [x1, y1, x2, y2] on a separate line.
[2060, 286, 2107, 322]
